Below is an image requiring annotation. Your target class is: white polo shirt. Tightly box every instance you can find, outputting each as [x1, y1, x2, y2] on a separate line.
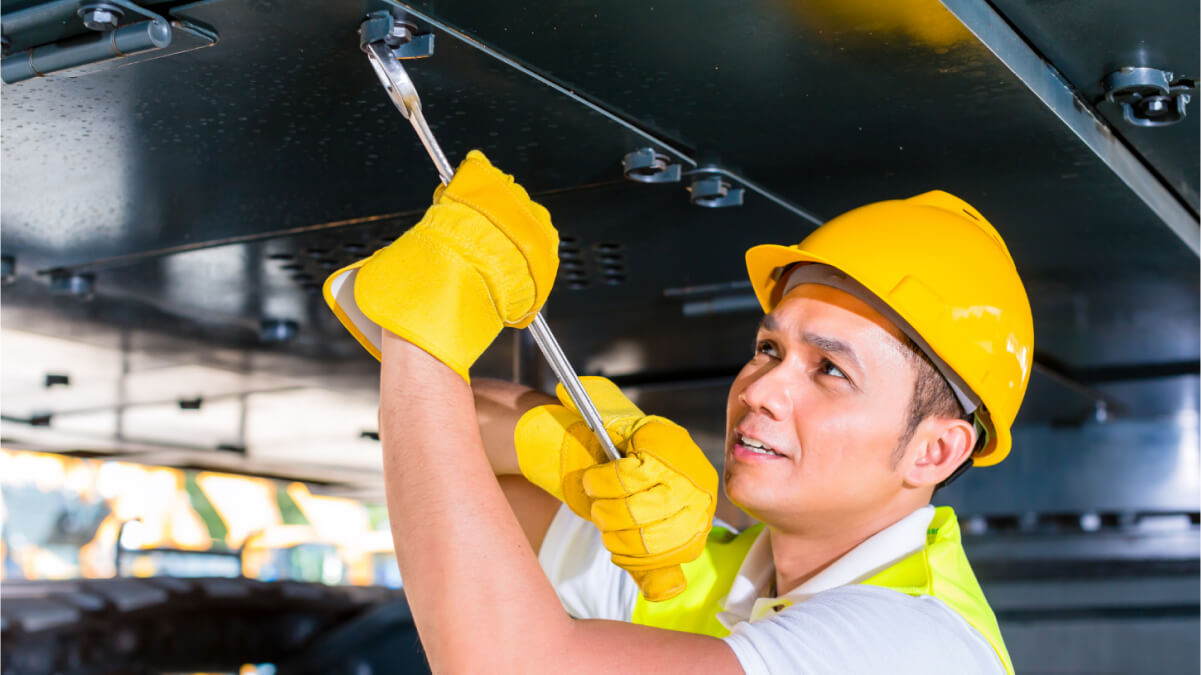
[538, 504, 1005, 674]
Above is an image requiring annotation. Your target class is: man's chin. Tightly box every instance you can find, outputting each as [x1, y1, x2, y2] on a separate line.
[725, 468, 786, 515]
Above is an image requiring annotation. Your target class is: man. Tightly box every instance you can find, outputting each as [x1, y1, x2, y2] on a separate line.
[324, 150, 1032, 673]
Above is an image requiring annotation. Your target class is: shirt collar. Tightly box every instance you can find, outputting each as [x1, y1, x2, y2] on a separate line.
[716, 505, 935, 629]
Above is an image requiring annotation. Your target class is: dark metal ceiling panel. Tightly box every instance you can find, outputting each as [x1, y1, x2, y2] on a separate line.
[1, 0, 1197, 471]
[987, 0, 1200, 210]
[399, 0, 1197, 272]
[0, 0, 652, 272]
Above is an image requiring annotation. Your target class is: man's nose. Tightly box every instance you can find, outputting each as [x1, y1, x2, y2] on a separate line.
[739, 361, 794, 421]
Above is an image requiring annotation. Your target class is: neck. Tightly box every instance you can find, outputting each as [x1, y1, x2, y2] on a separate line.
[768, 500, 926, 596]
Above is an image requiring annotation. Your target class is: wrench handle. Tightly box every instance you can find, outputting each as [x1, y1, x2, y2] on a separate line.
[367, 47, 621, 461]
[527, 315, 622, 461]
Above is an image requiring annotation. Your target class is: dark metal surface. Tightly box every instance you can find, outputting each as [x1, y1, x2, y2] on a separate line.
[0, 0, 1197, 498]
[988, 0, 1200, 211]
[1, 5, 1198, 673]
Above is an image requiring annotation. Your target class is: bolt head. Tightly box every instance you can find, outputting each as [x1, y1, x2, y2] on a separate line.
[1141, 95, 1169, 115]
[79, 6, 122, 32]
[385, 22, 414, 47]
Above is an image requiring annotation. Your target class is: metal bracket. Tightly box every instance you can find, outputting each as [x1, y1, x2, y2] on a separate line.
[622, 147, 681, 183]
[359, 10, 434, 60]
[1, 19, 172, 83]
[1103, 67, 1195, 128]
[687, 170, 744, 208]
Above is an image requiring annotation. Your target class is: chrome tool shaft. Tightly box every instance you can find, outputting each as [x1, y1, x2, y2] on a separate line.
[364, 41, 621, 461]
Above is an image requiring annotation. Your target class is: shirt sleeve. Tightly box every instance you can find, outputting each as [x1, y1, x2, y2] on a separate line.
[722, 586, 1006, 675]
[537, 503, 640, 621]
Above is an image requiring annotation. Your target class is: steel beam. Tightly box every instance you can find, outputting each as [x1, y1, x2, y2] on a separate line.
[940, 0, 1200, 255]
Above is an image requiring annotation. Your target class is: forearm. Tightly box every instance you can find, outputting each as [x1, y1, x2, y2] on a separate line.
[472, 377, 555, 476]
[380, 333, 739, 673]
[380, 333, 573, 671]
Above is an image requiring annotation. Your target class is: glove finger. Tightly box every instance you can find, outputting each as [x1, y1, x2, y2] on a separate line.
[589, 478, 710, 532]
[600, 505, 712, 558]
[612, 530, 710, 572]
[581, 454, 668, 500]
[632, 566, 687, 602]
[589, 484, 670, 532]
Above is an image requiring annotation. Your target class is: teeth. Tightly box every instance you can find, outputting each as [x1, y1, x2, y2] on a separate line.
[739, 434, 779, 455]
[740, 434, 768, 449]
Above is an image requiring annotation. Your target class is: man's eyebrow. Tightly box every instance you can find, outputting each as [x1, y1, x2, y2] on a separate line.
[759, 314, 779, 332]
[801, 332, 863, 372]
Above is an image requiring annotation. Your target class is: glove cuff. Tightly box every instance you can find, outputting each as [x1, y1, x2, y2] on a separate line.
[351, 227, 504, 380]
[437, 150, 558, 328]
[514, 405, 580, 502]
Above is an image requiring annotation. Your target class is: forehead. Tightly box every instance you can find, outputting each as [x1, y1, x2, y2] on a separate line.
[765, 283, 907, 347]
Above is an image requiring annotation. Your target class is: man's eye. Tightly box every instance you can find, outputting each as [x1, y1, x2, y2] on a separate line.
[819, 358, 847, 379]
[755, 340, 779, 358]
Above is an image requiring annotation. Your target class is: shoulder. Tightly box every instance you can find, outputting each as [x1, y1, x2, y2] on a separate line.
[723, 586, 1005, 675]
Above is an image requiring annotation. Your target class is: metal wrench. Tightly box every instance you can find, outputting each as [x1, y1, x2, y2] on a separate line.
[364, 41, 622, 462]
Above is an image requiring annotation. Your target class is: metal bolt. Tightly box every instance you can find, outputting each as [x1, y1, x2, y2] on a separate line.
[1103, 66, 1192, 127]
[622, 147, 681, 183]
[78, 3, 124, 31]
[385, 21, 415, 47]
[688, 174, 745, 208]
[1144, 97, 1168, 113]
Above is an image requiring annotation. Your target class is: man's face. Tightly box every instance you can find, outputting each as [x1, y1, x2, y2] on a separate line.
[724, 283, 920, 531]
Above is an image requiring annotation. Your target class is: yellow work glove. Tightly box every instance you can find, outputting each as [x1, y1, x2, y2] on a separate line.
[322, 150, 558, 380]
[515, 377, 719, 602]
[514, 376, 647, 515]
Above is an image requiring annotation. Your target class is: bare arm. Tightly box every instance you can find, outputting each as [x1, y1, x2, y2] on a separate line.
[380, 332, 741, 674]
[472, 377, 554, 476]
[472, 377, 561, 552]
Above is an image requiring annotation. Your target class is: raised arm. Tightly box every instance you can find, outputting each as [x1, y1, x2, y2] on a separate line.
[472, 377, 552, 476]
[381, 332, 740, 673]
[328, 151, 739, 672]
[472, 377, 561, 551]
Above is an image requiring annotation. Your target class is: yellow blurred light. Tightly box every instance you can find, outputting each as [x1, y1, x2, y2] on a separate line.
[197, 473, 282, 548]
[788, 0, 972, 49]
[286, 483, 370, 547]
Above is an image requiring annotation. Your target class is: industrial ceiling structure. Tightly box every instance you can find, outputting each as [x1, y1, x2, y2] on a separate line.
[1, 0, 1198, 671]
[2, 0, 1197, 499]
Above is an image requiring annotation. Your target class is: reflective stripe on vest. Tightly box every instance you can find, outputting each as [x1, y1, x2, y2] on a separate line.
[631, 506, 1013, 675]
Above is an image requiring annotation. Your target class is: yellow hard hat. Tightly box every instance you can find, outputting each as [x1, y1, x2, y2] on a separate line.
[745, 191, 1034, 466]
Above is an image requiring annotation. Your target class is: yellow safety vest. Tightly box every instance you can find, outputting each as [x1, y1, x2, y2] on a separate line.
[631, 506, 1014, 675]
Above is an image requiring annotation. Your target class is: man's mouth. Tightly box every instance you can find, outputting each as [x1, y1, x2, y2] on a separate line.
[735, 433, 786, 458]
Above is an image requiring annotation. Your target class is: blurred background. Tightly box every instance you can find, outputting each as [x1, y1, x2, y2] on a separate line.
[1, 0, 1198, 672]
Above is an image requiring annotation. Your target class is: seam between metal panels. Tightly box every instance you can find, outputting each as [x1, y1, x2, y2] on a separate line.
[939, 0, 1200, 256]
[385, 2, 828, 227]
[686, 167, 825, 226]
[384, 1, 697, 168]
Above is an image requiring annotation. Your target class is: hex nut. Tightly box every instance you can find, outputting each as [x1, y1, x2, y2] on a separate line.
[78, 5, 123, 32]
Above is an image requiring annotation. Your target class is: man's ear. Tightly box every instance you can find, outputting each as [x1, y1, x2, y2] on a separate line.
[904, 417, 976, 488]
